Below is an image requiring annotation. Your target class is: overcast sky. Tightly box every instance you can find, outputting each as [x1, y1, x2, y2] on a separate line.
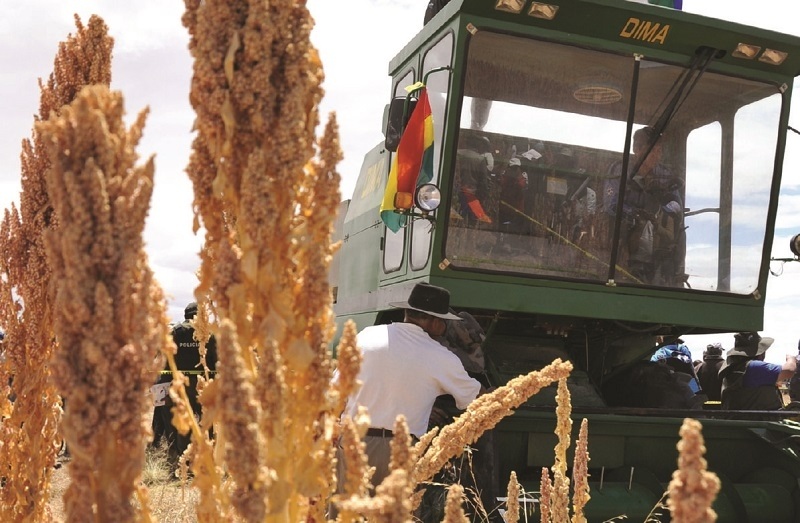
[1, 0, 799, 361]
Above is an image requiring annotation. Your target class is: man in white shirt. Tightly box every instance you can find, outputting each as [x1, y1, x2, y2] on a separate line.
[335, 282, 483, 495]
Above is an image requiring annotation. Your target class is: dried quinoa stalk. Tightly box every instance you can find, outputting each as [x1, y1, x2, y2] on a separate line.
[334, 410, 372, 523]
[571, 419, 590, 523]
[505, 471, 520, 523]
[335, 417, 418, 523]
[0, 15, 113, 523]
[553, 379, 572, 476]
[442, 483, 469, 523]
[389, 416, 415, 475]
[331, 320, 362, 418]
[539, 467, 552, 523]
[37, 84, 168, 522]
[183, 0, 340, 519]
[550, 468, 570, 523]
[414, 359, 573, 486]
[667, 418, 720, 523]
[550, 378, 572, 521]
[337, 469, 412, 523]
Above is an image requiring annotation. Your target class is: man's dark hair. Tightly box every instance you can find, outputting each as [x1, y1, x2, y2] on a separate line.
[634, 126, 658, 145]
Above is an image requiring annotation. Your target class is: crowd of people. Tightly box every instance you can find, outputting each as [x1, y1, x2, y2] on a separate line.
[634, 332, 800, 411]
[451, 125, 687, 287]
[716, 332, 798, 410]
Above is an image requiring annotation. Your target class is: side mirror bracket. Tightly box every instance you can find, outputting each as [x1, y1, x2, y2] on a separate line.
[384, 97, 417, 152]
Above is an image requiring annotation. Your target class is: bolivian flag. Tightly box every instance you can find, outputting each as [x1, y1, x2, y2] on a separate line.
[380, 85, 434, 233]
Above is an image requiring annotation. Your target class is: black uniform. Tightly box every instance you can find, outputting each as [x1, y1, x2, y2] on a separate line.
[694, 344, 724, 401]
[159, 303, 217, 460]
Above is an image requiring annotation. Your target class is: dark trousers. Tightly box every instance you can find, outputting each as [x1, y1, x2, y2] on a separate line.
[158, 377, 201, 462]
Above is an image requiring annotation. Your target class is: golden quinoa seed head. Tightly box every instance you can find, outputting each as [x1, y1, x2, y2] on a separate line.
[182, 0, 340, 516]
[0, 14, 114, 522]
[443, 483, 469, 523]
[389, 416, 414, 474]
[667, 418, 721, 523]
[414, 359, 572, 488]
[37, 83, 167, 522]
[334, 417, 372, 520]
[553, 378, 572, 477]
[547, 377, 573, 521]
[332, 319, 362, 415]
[506, 471, 520, 523]
[551, 467, 570, 523]
[338, 468, 413, 522]
[41, 15, 113, 118]
[215, 319, 270, 519]
[540, 466, 552, 523]
[571, 418, 591, 523]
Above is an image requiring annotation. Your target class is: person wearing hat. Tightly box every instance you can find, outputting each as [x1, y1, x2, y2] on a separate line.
[498, 156, 529, 237]
[333, 282, 483, 500]
[157, 301, 218, 462]
[694, 342, 725, 401]
[719, 332, 797, 411]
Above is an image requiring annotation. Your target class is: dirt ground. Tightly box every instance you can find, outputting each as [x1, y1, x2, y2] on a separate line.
[37, 404, 199, 521]
[48, 441, 200, 522]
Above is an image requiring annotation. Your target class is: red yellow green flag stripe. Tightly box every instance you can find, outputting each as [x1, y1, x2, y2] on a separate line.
[380, 84, 434, 233]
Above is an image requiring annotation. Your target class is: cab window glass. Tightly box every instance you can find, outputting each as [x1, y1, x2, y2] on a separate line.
[443, 31, 781, 294]
[411, 32, 453, 270]
[383, 70, 416, 274]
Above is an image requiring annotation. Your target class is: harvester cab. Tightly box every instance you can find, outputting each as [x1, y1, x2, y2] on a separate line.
[331, 1, 800, 520]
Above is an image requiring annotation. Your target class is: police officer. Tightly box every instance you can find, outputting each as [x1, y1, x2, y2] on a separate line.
[159, 302, 217, 461]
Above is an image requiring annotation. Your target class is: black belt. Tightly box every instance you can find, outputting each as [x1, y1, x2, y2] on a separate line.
[364, 428, 419, 442]
[365, 428, 393, 438]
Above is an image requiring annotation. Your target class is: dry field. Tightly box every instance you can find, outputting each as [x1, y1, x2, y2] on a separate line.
[49, 443, 201, 523]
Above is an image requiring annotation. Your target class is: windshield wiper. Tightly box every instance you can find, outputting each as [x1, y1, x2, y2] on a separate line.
[607, 47, 719, 284]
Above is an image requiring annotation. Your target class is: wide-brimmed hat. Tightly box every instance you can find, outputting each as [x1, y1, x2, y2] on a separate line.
[389, 282, 462, 320]
[727, 332, 774, 358]
[704, 342, 723, 356]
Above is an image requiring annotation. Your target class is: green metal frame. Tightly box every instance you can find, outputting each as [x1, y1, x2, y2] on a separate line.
[331, 3, 800, 518]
